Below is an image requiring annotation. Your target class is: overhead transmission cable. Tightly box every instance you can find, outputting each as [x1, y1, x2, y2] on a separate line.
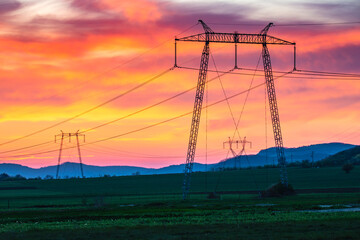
[295, 69, 360, 77]
[209, 50, 241, 139]
[0, 69, 233, 156]
[8, 23, 200, 117]
[0, 23, 201, 146]
[274, 21, 360, 27]
[0, 45, 231, 155]
[234, 66, 360, 78]
[0, 67, 174, 147]
[214, 53, 263, 192]
[79, 70, 231, 134]
[178, 66, 360, 81]
[5, 66, 358, 154]
[231, 53, 263, 142]
[9, 67, 354, 156]
[207, 21, 360, 27]
[2, 76, 275, 159]
[82, 146, 223, 159]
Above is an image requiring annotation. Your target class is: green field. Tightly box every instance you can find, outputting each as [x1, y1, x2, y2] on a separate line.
[0, 167, 360, 239]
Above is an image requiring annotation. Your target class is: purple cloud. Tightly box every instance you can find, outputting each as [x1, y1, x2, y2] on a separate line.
[299, 44, 360, 73]
[0, 0, 21, 15]
[70, 0, 106, 13]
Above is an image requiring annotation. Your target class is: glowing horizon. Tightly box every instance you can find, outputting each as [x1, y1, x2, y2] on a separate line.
[0, 0, 359, 168]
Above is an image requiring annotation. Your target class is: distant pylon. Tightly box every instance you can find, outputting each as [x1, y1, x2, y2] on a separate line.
[223, 137, 252, 168]
[55, 130, 85, 179]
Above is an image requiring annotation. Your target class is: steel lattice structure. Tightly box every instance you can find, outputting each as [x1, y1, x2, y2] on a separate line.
[182, 21, 212, 200]
[177, 20, 295, 199]
[177, 32, 293, 45]
[223, 137, 252, 169]
[262, 41, 288, 185]
[55, 130, 85, 179]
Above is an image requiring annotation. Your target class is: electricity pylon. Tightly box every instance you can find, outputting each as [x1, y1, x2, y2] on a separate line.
[176, 20, 295, 199]
[223, 137, 252, 168]
[55, 130, 85, 179]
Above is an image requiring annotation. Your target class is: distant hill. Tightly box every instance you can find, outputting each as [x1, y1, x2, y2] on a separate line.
[258, 142, 356, 162]
[316, 146, 360, 167]
[220, 142, 356, 169]
[0, 142, 356, 178]
[0, 162, 214, 179]
[0, 162, 152, 179]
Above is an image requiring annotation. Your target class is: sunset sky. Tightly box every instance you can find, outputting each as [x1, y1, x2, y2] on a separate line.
[0, 0, 359, 168]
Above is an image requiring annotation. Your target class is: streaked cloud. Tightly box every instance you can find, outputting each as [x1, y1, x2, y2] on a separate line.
[0, 0, 359, 168]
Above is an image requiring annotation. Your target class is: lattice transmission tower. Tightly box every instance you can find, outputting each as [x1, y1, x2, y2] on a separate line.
[223, 137, 252, 169]
[55, 130, 85, 179]
[175, 20, 296, 199]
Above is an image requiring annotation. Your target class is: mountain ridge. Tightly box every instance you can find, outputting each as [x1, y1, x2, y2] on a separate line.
[0, 142, 356, 178]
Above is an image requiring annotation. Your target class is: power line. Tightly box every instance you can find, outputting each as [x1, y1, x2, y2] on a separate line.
[0, 141, 54, 154]
[231, 53, 263, 140]
[82, 146, 223, 159]
[0, 68, 233, 155]
[178, 66, 360, 81]
[6, 23, 200, 117]
[0, 67, 174, 147]
[7, 65, 351, 160]
[207, 21, 360, 27]
[209, 50, 241, 139]
[5, 56, 357, 152]
[1, 79, 270, 159]
[295, 69, 360, 78]
[0, 31, 229, 150]
[214, 55, 263, 193]
[238, 67, 360, 78]
[80, 69, 232, 134]
[275, 21, 360, 27]
[85, 142, 223, 157]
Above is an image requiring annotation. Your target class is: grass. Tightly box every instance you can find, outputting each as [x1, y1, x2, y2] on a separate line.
[0, 166, 359, 239]
[1, 166, 359, 195]
[1, 196, 360, 239]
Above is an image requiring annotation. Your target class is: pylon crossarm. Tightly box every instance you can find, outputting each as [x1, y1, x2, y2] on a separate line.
[176, 33, 294, 45]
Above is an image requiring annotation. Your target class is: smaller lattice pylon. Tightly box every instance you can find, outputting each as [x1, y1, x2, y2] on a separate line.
[223, 137, 252, 169]
[55, 130, 85, 179]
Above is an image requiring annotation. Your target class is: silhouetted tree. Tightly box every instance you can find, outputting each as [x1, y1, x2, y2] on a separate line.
[44, 175, 54, 180]
[0, 173, 10, 180]
[15, 174, 26, 180]
[342, 163, 354, 173]
[301, 160, 311, 168]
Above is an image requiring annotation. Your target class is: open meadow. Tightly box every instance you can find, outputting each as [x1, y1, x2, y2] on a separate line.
[0, 166, 360, 239]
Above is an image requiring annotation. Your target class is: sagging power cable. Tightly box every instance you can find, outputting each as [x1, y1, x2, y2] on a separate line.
[0, 67, 174, 147]
[2, 78, 269, 159]
[0, 69, 233, 155]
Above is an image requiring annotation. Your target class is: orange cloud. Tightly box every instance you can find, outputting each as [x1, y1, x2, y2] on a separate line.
[101, 0, 163, 23]
[0, 1, 359, 169]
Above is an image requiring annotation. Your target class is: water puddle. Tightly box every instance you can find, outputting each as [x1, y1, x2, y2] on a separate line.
[119, 204, 135, 207]
[254, 203, 277, 207]
[300, 207, 360, 213]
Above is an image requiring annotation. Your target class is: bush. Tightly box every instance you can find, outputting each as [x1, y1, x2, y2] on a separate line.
[261, 182, 295, 197]
[301, 160, 312, 168]
[0, 173, 26, 181]
[342, 163, 354, 173]
[207, 192, 220, 199]
[15, 174, 26, 180]
[0, 173, 10, 180]
[44, 175, 54, 180]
